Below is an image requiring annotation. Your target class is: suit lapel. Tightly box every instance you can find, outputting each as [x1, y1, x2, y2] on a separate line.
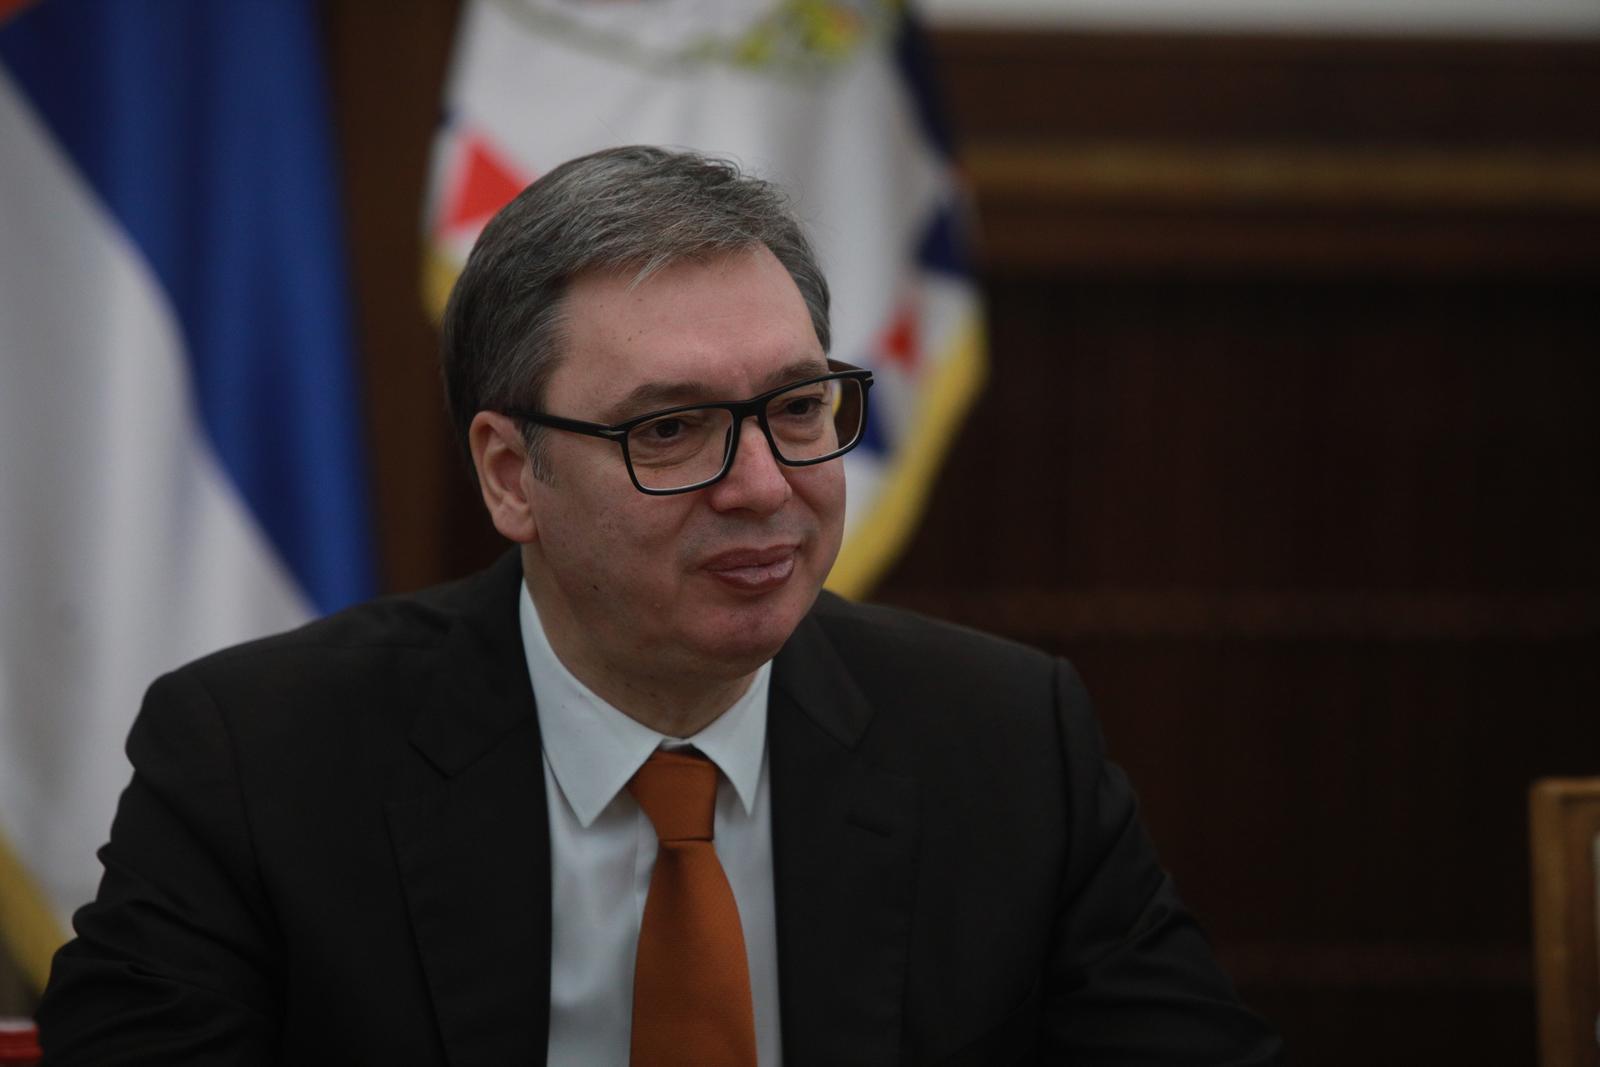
[386, 554, 552, 1067]
[770, 610, 918, 1067]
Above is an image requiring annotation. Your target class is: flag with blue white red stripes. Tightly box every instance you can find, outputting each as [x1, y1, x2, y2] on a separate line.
[0, 0, 373, 990]
[422, 0, 987, 599]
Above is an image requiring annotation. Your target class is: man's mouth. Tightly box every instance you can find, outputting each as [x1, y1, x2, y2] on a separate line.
[701, 545, 799, 592]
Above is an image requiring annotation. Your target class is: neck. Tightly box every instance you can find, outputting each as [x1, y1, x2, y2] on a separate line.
[524, 574, 756, 739]
[574, 669, 754, 739]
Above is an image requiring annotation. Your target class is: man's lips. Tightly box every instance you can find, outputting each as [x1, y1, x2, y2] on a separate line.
[701, 544, 799, 591]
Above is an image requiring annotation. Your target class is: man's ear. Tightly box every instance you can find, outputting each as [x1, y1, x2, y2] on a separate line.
[469, 411, 539, 544]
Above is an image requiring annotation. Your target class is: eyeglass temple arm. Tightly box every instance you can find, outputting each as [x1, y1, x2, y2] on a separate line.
[501, 409, 626, 441]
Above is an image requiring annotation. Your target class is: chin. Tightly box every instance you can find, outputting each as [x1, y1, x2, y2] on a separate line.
[698, 617, 794, 668]
[693, 590, 815, 670]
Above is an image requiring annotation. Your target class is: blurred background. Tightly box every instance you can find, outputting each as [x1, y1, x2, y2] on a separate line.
[4, 1, 1599, 1063]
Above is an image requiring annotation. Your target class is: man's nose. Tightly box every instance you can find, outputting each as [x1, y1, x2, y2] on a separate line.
[705, 417, 792, 514]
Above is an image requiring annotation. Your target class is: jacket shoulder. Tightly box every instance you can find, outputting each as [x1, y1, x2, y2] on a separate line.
[184, 558, 510, 672]
[799, 590, 1082, 733]
[150, 556, 521, 721]
[806, 589, 1060, 678]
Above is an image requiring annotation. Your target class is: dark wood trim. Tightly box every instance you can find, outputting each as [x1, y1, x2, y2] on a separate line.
[929, 29, 1600, 147]
[969, 144, 1600, 213]
[970, 188, 1600, 277]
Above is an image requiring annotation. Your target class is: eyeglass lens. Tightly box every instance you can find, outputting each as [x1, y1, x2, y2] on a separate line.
[625, 377, 865, 491]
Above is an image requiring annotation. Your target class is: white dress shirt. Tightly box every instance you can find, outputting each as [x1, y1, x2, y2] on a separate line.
[519, 584, 783, 1066]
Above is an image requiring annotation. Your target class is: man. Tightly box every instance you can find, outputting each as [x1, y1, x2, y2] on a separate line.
[39, 146, 1281, 1064]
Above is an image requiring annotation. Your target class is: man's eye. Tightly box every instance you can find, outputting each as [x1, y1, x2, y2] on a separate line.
[645, 418, 685, 441]
[631, 411, 715, 452]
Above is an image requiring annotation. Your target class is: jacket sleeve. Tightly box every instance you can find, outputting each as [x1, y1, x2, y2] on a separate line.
[1040, 659, 1284, 1064]
[37, 668, 281, 1066]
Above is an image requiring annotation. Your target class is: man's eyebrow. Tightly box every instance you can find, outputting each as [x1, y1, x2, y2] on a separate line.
[751, 357, 831, 394]
[599, 357, 830, 423]
[599, 381, 715, 423]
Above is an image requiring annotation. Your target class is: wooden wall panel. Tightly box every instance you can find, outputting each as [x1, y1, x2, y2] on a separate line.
[322, 0, 500, 594]
[870, 274, 1598, 1063]
[880, 30, 1600, 1067]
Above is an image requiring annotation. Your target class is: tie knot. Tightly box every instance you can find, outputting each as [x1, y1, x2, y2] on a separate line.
[627, 750, 718, 843]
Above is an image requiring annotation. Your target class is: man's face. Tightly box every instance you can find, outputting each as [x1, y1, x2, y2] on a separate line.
[522, 244, 845, 689]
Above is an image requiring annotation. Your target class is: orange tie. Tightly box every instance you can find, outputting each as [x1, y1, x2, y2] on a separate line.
[627, 750, 758, 1067]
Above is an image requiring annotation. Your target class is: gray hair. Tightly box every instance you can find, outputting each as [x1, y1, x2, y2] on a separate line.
[440, 144, 832, 480]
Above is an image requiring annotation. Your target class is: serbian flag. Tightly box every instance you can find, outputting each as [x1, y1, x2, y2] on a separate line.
[423, 0, 986, 598]
[0, 0, 374, 990]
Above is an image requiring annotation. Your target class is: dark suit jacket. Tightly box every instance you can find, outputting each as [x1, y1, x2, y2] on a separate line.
[39, 552, 1281, 1065]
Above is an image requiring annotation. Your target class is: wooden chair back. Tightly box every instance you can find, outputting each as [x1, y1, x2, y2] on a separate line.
[1531, 778, 1600, 1066]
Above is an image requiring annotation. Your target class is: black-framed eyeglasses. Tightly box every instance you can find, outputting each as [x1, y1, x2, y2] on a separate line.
[501, 359, 875, 495]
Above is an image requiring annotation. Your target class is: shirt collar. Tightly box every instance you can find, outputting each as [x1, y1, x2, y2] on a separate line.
[519, 582, 769, 828]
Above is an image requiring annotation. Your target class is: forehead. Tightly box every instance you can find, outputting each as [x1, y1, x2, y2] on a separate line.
[548, 245, 825, 416]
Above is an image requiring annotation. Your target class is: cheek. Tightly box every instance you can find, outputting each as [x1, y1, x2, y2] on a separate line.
[533, 485, 619, 581]
[799, 465, 847, 531]
[569, 497, 695, 594]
